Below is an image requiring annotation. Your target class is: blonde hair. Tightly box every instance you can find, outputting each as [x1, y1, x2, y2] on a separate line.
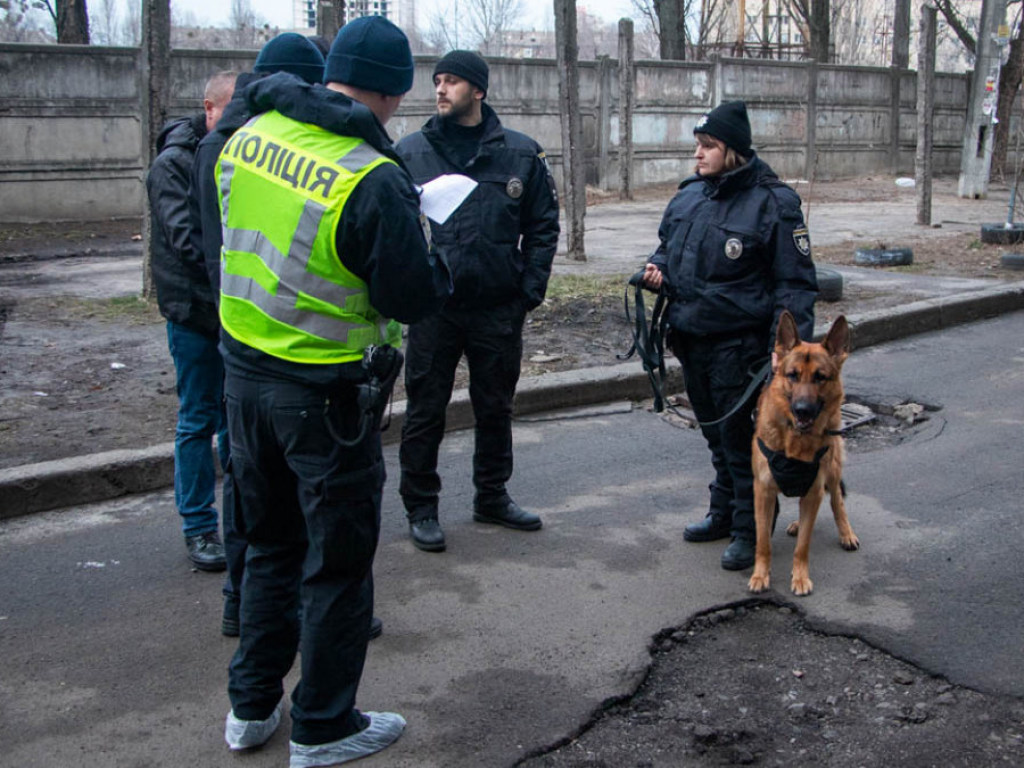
[694, 132, 748, 176]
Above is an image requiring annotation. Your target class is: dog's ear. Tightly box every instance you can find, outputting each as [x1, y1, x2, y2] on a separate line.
[823, 315, 850, 361]
[774, 310, 800, 355]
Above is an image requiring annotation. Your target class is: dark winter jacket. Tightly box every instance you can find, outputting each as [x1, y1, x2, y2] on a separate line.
[218, 72, 453, 388]
[395, 103, 560, 310]
[189, 72, 263, 295]
[649, 153, 817, 341]
[146, 113, 218, 336]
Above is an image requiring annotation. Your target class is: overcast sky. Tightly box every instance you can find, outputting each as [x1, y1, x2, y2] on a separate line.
[170, 0, 636, 32]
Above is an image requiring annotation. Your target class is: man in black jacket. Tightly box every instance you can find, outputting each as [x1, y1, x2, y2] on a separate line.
[218, 18, 451, 765]
[187, 32, 327, 638]
[146, 70, 236, 572]
[395, 50, 560, 553]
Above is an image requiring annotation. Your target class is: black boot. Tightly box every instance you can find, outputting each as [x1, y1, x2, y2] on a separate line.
[473, 500, 542, 531]
[185, 531, 227, 572]
[721, 537, 756, 571]
[409, 518, 446, 552]
[683, 514, 731, 543]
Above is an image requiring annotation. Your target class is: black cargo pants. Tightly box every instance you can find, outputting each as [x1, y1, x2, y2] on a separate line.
[671, 328, 769, 541]
[399, 302, 525, 523]
[224, 371, 382, 746]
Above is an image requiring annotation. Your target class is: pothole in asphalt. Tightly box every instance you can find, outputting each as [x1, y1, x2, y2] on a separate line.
[658, 395, 942, 454]
[518, 603, 1024, 768]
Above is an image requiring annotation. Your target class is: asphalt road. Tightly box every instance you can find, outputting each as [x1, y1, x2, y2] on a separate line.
[1, 312, 1022, 767]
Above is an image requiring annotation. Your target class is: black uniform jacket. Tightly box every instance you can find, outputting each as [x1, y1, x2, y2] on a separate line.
[146, 114, 218, 336]
[220, 72, 453, 388]
[189, 71, 263, 295]
[649, 153, 817, 342]
[395, 104, 560, 311]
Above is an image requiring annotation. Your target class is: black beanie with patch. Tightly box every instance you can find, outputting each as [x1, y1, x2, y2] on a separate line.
[693, 100, 752, 157]
[433, 50, 489, 97]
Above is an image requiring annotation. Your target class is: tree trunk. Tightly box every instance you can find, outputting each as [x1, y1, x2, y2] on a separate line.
[654, 0, 686, 60]
[56, 0, 90, 43]
[554, 0, 586, 260]
[140, 0, 171, 299]
[992, 34, 1024, 180]
[317, 0, 343, 39]
[808, 0, 829, 62]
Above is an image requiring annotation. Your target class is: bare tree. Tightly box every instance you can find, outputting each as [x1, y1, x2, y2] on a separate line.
[0, 0, 54, 42]
[423, 0, 522, 55]
[228, 0, 269, 48]
[39, 0, 89, 43]
[782, 0, 830, 61]
[89, 0, 119, 45]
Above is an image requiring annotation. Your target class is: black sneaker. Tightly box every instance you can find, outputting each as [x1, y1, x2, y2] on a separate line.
[185, 531, 227, 572]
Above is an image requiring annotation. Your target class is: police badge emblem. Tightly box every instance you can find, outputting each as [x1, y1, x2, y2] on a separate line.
[724, 237, 743, 260]
[695, 114, 709, 131]
[793, 227, 811, 256]
[506, 177, 524, 199]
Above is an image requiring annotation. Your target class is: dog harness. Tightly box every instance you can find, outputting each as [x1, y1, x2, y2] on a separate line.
[757, 438, 829, 498]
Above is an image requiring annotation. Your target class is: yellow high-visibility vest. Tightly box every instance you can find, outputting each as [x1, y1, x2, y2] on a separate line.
[216, 109, 401, 364]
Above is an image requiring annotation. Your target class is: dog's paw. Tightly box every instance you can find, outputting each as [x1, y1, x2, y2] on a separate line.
[748, 572, 771, 593]
[791, 574, 814, 596]
[840, 532, 860, 551]
[786, 521, 800, 537]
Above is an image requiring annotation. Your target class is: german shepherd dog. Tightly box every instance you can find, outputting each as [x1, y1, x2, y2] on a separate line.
[748, 310, 859, 596]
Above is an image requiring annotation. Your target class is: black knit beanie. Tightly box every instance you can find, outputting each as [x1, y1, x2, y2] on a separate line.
[694, 100, 752, 157]
[254, 33, 325, 85]
[324, 16, 414, 96]
[433, 50, 489, 97]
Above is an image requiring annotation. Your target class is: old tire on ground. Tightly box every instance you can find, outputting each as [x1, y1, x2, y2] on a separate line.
[980, 223, 1024, 245]
[1000, 252, 1024, 270]
[853, 247, 913, 267]
[815, 266, 843, 302]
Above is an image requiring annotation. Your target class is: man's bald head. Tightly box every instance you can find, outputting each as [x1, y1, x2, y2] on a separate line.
[204, 70, 238, 132]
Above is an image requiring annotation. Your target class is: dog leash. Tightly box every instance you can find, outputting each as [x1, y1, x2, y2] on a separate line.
[618, 269, 769, 426]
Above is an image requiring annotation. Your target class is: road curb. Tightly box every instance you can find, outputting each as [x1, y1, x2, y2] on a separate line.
[3, 282, 1023, 520]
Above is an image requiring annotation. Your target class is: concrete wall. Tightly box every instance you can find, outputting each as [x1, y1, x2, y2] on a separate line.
[0, 42, 974, 223]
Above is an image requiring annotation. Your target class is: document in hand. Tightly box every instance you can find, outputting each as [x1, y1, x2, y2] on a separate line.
[418, 174, 478, 224]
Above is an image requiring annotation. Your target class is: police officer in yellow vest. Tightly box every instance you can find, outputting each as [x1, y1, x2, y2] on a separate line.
[216, 18, 452, 766]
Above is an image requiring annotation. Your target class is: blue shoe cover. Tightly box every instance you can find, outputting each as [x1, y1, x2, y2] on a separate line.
[289, 711, 406, 767]
[225, 700, 283, 750]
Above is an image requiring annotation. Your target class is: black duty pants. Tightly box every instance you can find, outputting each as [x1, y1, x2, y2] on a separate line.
[399, 302, 525, 522]
[224, 372, 382, 746]
[671, 328, 769, 541]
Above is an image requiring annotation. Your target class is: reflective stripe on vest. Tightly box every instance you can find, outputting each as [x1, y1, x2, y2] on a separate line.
[216, 110, 401, 364]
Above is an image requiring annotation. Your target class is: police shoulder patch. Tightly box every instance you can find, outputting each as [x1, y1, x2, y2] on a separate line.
[792, 227, 811, 256]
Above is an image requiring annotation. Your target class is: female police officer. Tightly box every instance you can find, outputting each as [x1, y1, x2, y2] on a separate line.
[642, 100, 817, 571]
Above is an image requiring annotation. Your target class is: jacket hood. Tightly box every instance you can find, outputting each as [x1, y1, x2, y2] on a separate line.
[156, 113, 205, 154]
[242, 71, 399, 160]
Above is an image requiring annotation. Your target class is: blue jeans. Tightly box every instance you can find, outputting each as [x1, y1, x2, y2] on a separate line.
[166, 322, 228, 537]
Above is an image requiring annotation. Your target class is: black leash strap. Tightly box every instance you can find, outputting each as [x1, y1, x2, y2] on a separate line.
[617, 269, 673, 413]
[618, 268, 769, 426]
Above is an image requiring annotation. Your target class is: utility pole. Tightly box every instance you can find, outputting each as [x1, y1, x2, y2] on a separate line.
[958, 0, 1009, 198]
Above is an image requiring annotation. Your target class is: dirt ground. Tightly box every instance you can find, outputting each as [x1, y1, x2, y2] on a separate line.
[519, 603, 1024, 767]
[1, 177, 1019, 470]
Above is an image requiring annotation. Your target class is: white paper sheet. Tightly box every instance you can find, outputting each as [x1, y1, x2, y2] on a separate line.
[418, 174, 478, 224]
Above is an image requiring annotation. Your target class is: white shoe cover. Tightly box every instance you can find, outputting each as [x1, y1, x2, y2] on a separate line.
[289, 711, 407, 767]
[225, 700, 283, 751]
